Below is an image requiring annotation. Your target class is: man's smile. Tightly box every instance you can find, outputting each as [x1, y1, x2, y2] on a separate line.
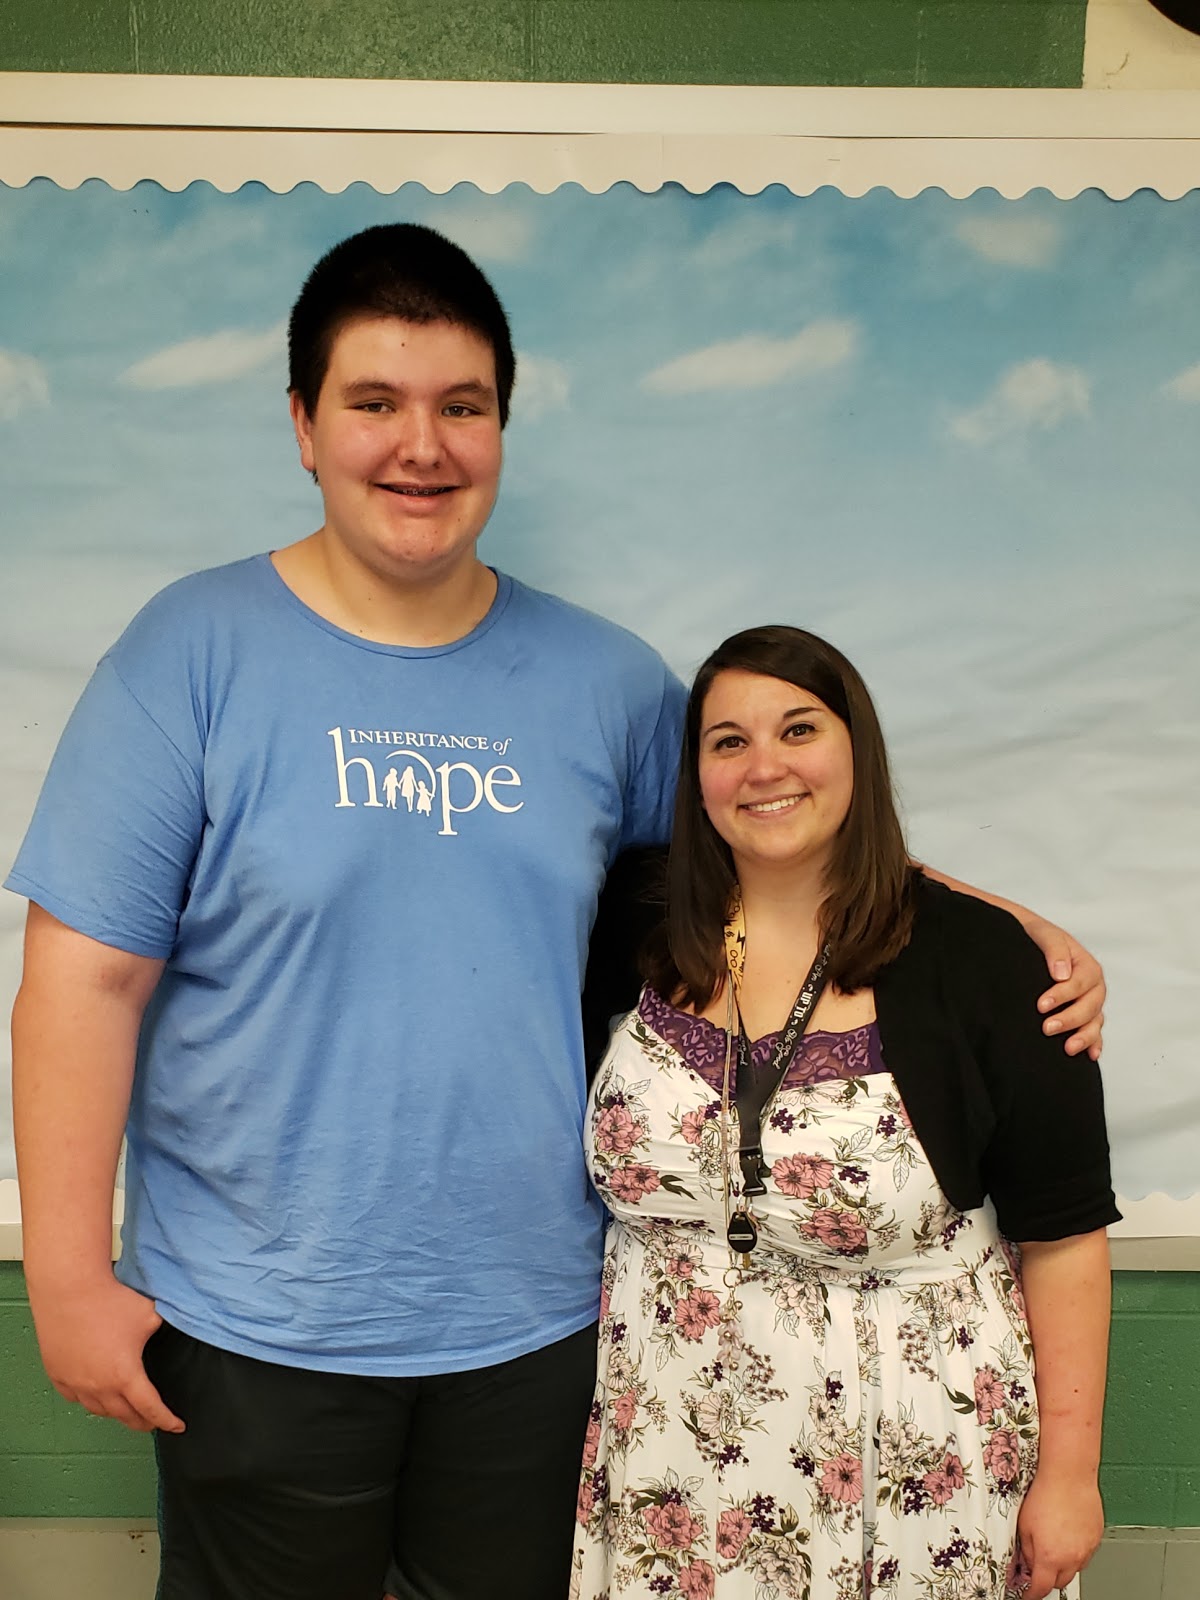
[377, 483, 458, 496]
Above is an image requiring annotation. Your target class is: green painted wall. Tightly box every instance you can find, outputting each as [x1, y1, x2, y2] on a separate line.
[0, 1265, 156, 1517]
[2, 1263, 1198, 1524]
[1, 0, 1088, 87]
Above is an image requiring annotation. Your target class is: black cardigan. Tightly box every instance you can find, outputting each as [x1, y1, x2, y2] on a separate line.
[582, 855, 1119, 1244]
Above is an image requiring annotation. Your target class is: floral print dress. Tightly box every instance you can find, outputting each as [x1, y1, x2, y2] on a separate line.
[571, 990, 1037, 1600]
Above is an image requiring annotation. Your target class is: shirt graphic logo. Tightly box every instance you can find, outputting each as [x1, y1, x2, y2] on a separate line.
[327, 727, 523, 837]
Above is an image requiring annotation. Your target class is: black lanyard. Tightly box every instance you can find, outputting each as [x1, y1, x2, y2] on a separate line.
[727, 945, 831, 1254]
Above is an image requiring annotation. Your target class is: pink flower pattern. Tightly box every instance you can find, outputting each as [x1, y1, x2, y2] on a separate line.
[674, 1288, 722, 1341]
[680, 1109, 708, 1146]
[983, 1428, 1022, 1488]
[974, 1366, 1007, 1424]
[821, 1453, 864, 1505]
[572, 1007, 1040, 1600]
[605, 1163, 661, 1205]
[643, 1501, 702, 1551]
[922, 1453, 966, 1506]
[594, 1103, 643, 1157]
[679, 1561, 716, 1599]
[800, 1206, 869, 1256]
[771, 1152, 834, 1199]
[715, 1509, 752, 1560]
[613, 1390, 638, 1431]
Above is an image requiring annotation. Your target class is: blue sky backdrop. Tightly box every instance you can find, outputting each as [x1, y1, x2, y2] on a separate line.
[1, 177, 1198, 1197]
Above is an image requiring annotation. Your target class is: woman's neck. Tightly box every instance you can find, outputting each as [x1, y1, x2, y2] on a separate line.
[734, 856, 827, 952]
[715, 860, 875, 1037]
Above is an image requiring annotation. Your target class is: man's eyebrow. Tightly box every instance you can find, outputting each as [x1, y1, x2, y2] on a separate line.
[339, 376, 496, 400]
[441, 379, 497, 400]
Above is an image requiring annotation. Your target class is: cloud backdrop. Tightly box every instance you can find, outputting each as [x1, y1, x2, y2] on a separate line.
[0, 177, 1197, 1200]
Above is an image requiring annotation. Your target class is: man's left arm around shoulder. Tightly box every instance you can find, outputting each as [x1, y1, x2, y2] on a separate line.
[918, 864, 1105, 1061]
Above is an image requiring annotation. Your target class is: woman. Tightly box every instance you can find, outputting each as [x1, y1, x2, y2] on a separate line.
[572, 626, 1116, 1600]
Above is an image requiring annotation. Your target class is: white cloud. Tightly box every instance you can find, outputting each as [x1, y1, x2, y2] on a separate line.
[0, 349, 49, 420]
[423, 208, 532, 265]
[641, 318, 859, 396]
[694, 213, 799, 269]
[119, 320, 286, 391]
[955, 215, 1062, 269]
[949, 358, 1090, 446]
[1162, 361, 1200, 403]
[512, 351, 569, 421]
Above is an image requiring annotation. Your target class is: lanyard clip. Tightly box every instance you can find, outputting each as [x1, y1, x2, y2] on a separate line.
[738, 1145, 768, 1197]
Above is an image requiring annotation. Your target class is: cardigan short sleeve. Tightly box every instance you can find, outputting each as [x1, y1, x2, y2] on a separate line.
[938, 889, 1120, 1243]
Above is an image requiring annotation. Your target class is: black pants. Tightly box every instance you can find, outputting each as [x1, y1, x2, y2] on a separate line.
[146, 1320, 598, 1600]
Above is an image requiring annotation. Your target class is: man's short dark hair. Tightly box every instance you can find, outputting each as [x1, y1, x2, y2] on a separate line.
[288, 223, 516, 426]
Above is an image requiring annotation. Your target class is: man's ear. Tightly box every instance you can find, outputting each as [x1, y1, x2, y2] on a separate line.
[289, 391, 318, 482]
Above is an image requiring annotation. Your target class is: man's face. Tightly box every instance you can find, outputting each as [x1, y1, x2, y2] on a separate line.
[290, 315, 503, 589]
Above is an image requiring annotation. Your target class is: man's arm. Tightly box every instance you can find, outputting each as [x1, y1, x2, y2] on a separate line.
[919, 864, 1105, 1060]
[13, 903, 183, 1433]
[1016, 1229, 1111, 1600]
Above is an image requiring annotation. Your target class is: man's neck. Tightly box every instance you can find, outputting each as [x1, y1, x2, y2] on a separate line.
[271, 534, 499, 647]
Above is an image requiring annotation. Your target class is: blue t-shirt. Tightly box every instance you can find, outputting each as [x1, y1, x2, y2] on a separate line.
[6, 556, 686, 1374]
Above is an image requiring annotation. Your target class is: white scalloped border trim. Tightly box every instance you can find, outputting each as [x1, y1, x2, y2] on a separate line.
[2, 76, 1199, 198]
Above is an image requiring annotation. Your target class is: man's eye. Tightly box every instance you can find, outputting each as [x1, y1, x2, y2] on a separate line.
[443, 403, 477, 418]
[357, 401, 389, 413]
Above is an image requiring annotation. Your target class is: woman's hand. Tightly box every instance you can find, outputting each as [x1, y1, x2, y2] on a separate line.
[1021, 917, 1106, 1060]
[1016, 1469, 1104, 1598]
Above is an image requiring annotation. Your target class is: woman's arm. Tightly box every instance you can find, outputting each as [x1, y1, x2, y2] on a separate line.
[919, 863, 1105, 1060]
[1015, 1228, 1111, 1600]
[13, 904, 182, 1433]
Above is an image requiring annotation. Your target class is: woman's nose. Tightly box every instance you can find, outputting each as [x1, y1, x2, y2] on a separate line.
[744, 741, 788, 782]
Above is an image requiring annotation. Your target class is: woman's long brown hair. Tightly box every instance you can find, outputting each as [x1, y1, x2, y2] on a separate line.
[644, 626, 917, 1008]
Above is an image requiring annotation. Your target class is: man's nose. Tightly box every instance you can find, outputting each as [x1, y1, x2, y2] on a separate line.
[394, 407, 443, 466]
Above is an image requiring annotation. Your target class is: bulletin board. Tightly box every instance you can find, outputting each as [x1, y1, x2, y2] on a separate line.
[1, 76, 1198, 1258]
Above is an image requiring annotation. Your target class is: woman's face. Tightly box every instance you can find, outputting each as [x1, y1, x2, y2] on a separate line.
[697, 668, 854, 878]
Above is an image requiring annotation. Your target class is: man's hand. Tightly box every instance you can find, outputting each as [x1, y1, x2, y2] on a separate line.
[14, 906, 174, 1433]
[1016, 1468, 1103, 1599]
[29, 1274, 184, 1434]
[1021, 917, 1106, 1060]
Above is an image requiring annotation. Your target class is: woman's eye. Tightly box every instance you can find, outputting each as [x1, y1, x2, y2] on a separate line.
[785, 722, 815, 739]
[713, 735, 743, 751]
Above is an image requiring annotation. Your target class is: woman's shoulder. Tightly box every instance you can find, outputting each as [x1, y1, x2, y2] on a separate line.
[878, 876, 1047, 1025]
[910, 875, 1038, 964]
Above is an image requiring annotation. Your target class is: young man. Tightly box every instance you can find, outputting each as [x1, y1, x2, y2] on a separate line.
[7, 225, 1104, 1600]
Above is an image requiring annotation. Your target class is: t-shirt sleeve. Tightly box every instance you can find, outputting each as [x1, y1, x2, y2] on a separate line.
[619, 665, 687, 852]
[959, 901, 1121, 1243]
[5, 654, 205, 959]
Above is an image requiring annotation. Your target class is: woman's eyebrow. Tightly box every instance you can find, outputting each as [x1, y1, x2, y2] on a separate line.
[702, 706, 823, 737]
